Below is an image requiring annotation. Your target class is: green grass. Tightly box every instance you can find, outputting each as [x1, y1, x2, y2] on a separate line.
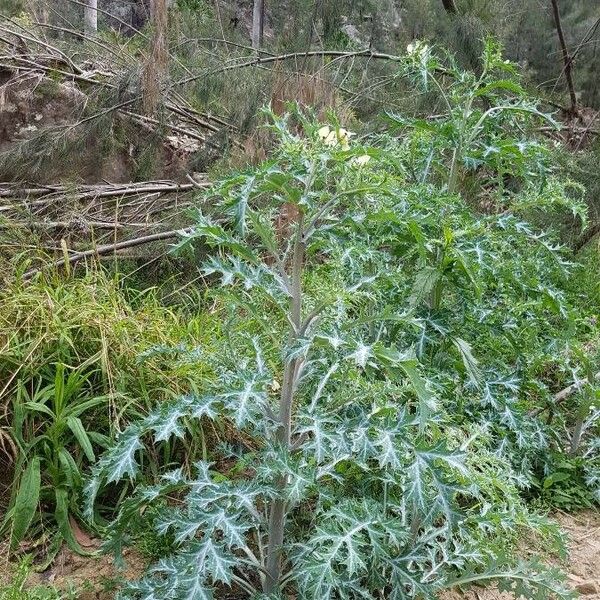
[0, 268, 224, 549]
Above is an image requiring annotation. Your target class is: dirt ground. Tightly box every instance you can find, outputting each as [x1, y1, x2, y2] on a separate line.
[19, 545, 146, 600]
[1, 509, 598, 599]
[552, 510, 600, 598]
[441, 509, 600, 600]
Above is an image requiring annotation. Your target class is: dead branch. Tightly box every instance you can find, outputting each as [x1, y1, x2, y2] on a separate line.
[531, 371, 600, 416]
[0, 17, 81, 73]
[0, 220, 156, 230]
[570, 16, 600, 64]
[165, 102, 222, 134]
[550, 0, 578, 115]
[177, 49, 405, 86]
[0, 28, 233, 138]
[0, 180, 208, 205]
[22, 227, 191, 280]
[183, 37, 275, 57]
[31, 21, 129, 63]
[121, 111, 207, 144]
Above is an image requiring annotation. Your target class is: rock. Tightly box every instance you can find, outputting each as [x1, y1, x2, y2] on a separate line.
[575, 581, 599, 595]
[341, 22, 364, 45]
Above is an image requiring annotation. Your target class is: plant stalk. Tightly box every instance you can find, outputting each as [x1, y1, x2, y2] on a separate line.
[264, 213, 305, 594]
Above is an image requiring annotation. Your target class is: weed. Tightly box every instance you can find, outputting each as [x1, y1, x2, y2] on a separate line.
[0, 557, 76, 600]
[89, 87, 579, 597]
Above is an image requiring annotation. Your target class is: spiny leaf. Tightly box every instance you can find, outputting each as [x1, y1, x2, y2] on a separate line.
[145, 402, 187, 443]
[104, 426, 144, 483]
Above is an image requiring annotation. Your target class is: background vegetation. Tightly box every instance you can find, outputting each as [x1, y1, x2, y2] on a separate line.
[0, 0, 599, 598]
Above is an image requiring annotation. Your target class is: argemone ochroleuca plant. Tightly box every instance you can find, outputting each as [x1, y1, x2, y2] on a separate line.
[89, 39, 593, 596]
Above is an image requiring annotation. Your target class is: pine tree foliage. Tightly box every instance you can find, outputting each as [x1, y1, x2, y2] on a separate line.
[86, 43, 587, 599]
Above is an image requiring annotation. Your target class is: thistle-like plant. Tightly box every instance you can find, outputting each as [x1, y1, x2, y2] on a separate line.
[84, 97, 581, 599]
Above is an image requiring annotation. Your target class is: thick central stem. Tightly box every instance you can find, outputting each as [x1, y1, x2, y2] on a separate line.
[264, 213, 305, 594]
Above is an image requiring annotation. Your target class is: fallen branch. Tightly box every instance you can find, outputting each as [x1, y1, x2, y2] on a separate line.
[177, 49, 405, 86]
[71, 182, 202, 199]
[538, 125, 600, 135]
[0, 180, 208, 205]
[22, 227, 191, 280]
[0, 35, 233, 139]
[531, 371, 600, 416]
[121, 111, 207, 144]
[0, 186, 58, 198]
[0, 220, 155, 230]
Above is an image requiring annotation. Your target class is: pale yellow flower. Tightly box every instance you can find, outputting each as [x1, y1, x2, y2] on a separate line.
[351, 154, 371, 166]
[406, 40, 429, 58]
[318, 125, 332, 141]
[324, 130, 338, 147]
[318, 125, 354, 149]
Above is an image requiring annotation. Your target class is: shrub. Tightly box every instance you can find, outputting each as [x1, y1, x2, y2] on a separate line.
[86, 99, 581, 597]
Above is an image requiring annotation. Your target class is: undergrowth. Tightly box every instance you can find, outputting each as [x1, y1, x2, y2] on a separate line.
[0, 7, 598, 599]
[0, 557, 76, 600]
[0, 270, 222, 552]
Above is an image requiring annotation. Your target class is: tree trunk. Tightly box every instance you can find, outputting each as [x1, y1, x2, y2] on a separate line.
[84, 0, 98, 34]
[142, 0, 169, 115]
[441, 0, 458, 13]
[550, 0, 578, 115]
[251, 0, 264, 50]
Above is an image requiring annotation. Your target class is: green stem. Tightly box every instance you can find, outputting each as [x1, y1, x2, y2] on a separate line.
[264, 213, 305, 595]
[569, 395, 591, 456]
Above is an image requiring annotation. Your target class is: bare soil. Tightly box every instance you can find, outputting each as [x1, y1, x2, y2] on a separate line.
[441, 509, 600, 600]
[555, 510, 600, 598]
[25, 546, 146, 600]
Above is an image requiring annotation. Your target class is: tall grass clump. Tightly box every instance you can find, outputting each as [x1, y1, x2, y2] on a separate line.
[0, 269, 220, 554]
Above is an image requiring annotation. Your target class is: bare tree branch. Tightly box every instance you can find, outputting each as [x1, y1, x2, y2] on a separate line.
[550, 0, 578, 115]
[531, 372, 600, 416]
[176, 48, 406, 86]
[0, 181, 207, 214]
